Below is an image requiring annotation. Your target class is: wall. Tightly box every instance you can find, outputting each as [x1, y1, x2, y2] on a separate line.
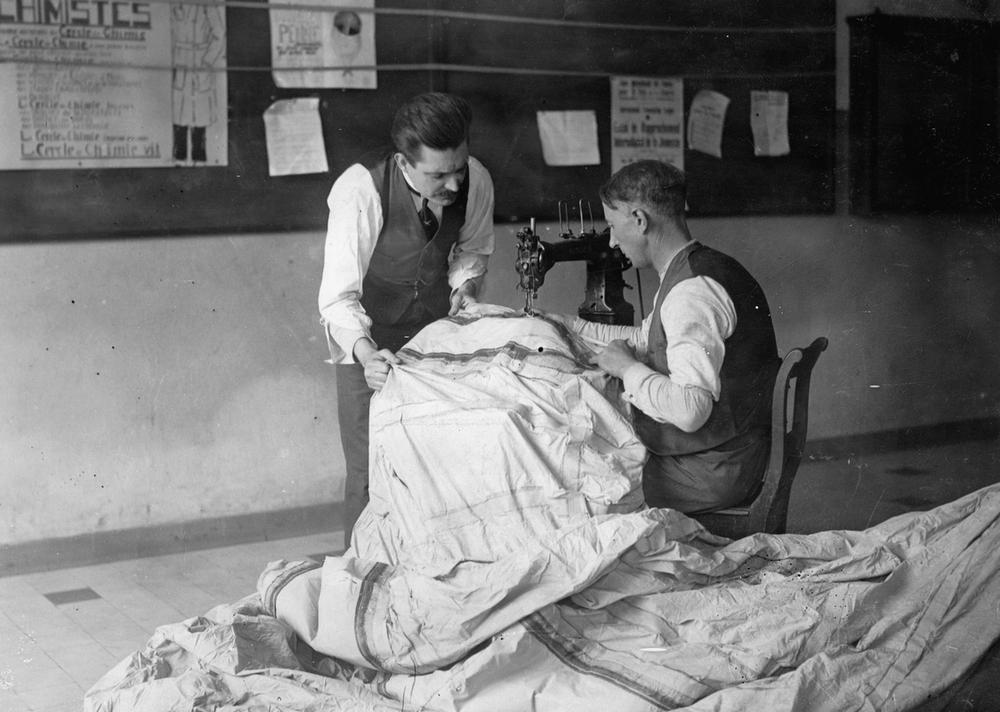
[1, 234, 337, 546]
[4, 0, 1000, 552]
[2, 1, 836, 238]
[3, 212, 999, 549]
[836, 0, 1000, 109]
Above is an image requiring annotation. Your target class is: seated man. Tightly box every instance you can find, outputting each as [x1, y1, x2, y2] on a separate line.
[552, 160, 780, 513]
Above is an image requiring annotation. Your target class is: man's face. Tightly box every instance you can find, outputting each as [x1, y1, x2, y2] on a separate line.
[603, 201, 650, 268]
[399, 142, 469, 206]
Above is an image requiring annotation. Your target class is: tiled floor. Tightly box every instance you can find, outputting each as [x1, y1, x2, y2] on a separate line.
[0, 532, 344, 712]
[1, 437, 998, 712]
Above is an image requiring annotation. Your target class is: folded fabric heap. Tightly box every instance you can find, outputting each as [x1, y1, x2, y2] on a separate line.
[85, 306, 1000, 712]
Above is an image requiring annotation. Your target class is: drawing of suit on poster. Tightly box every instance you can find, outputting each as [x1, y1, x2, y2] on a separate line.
[170, 3, 228, 165]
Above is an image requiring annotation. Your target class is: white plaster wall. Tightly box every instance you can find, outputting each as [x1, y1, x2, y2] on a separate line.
[3, 214, 999, 546]
[0, 234, 339, 544]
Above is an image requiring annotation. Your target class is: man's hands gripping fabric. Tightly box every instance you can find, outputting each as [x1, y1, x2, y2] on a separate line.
[449, 278, 480, 316]
[353, 337, 400, 391]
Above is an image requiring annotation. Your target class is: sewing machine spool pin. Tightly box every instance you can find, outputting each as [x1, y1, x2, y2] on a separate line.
[557, 199, 597, 241]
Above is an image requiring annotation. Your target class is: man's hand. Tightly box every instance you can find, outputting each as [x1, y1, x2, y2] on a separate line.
[353, 338, 400, 391]
[449, 279, 479, 316]
[597, 339, 638, 379]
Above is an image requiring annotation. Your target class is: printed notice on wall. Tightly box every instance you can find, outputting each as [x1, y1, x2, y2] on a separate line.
[610, 76, 683, 172]
[270, 0, 376, 89]
[688, 90, 730, 158]
[751, 90, 790, 157]
[263, 97, 329, 176]
[0, 0, 228, 169]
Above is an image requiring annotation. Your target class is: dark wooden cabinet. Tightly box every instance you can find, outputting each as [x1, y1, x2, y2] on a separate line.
[848, 12, 999, 215]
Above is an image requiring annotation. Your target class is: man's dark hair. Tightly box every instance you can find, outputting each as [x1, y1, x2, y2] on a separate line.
[599, 159, 686, 220]
[391, 92, 472, 163]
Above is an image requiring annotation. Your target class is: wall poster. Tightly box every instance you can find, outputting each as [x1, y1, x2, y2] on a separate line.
[0, 0, 227, 169]
[270, 0, 376, 89]
[610, 76, 684, 173]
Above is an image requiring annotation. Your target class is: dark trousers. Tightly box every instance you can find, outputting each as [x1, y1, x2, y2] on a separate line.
[642, 428, 770, 514]
[173, 124, 207, 162]
[335, 303, 438, 545]
[335, 362, 374, 546]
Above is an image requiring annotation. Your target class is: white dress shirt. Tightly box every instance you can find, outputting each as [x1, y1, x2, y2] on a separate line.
[574, 259, 736, 433]
[318, 156, 495, 364]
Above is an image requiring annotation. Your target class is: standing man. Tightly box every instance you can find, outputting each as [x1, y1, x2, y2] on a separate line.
[551, 160, 779, 513]
[319, 93, 495, 544]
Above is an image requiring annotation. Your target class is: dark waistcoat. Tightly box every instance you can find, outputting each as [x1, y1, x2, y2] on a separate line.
[635, 241, 779, 456]
[359, 152, 469, 345]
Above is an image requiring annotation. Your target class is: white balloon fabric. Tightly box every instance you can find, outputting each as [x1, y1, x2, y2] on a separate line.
[85, 306, 1000, 712]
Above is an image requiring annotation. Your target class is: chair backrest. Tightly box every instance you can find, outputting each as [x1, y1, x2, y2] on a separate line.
[752, 336, 828, 533]
[692, 336, 828, 538]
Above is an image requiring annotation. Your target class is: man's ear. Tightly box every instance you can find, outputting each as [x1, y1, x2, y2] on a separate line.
[393, 152, 408, 169]
[632, 207, 650, 233]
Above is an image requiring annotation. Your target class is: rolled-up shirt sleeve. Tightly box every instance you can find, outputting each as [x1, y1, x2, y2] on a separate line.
[448, 157, 495, 292]
[317, 164, 383, 365]
[620, 276, 736, 432]
[572, 316, 644, 354]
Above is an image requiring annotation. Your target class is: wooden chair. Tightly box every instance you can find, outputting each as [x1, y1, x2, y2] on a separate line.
[692, 337, 828, 539]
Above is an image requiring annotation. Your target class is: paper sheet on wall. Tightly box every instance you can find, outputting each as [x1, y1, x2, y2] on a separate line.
[535, 111, 600, 166]
[0, 1, 228, 169]
[687, 90, 730, 159]
[610, 76, 683, 172]
[751, 90, 790, 157]
[263, 98, 329, 176]
[270, 0, 376, 88]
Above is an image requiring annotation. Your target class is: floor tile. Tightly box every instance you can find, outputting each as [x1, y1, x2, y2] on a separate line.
[21, 624, 97, 651]
[14, 681, 84, 710]
[35, 703, 84, 712]
[0, 578, 40, 601]
[41, 588, 101, 606]
[23, 568, 99, 595]
[0, 689, 31, 712]
[6, 662, 75, 693]
[91, 585, 187, 631]
[98, 642, 145, 662]
[46, 643, 118, 688]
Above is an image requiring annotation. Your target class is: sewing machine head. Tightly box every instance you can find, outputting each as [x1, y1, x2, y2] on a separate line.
[515, 202, 634, 325]
[514, 218, 545, 315]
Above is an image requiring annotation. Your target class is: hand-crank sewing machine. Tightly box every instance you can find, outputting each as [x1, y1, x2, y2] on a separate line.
[514, 201, 635, 326]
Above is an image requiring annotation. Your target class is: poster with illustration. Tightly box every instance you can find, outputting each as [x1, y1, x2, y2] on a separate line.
[270, 0, 376, 89]
[0, 0, 227, 169]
